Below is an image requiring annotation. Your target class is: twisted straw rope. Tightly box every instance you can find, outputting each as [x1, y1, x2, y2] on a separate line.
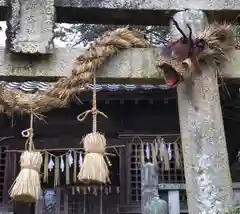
[0, 28, 149, 114]
[21, 110, 35, 152]
[77, 71, 108, 132]
[0, 23, 235, 114]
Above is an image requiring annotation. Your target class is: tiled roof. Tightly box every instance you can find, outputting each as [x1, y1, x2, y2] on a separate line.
[0, 81, 170, 93]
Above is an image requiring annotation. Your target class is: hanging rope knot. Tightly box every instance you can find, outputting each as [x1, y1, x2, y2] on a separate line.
[86, 151, 104, 155]
[21, 128, 33, 138]
[21, 164, 40, 173]
[77, 108, 108, 122]
[21, 109, 36, 151]
[77, 72, 108, 123]
[92, 106, 97, 116]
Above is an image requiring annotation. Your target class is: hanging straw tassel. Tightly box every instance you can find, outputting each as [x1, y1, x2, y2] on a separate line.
[73, 150, 77, 183]
[78, 133, 109, 183]
[66, 155, 70, 185]
[158, 136, 164, 162]
[173, 139, 181, 169]
[43, 151, 48, 183]
[151, 143, 157, 164]
[54, 157, 60, 187]
[140, 138, 145, 165]
[9, 110, 43, 202]
[158, 137, 170, 171]
[162, 143, 170, 171]
[77, 72, 109, 184]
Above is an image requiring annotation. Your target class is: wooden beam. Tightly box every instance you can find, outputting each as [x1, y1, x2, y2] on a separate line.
[168, 191, 180, 214]
[0, 47, 239, 84]
[4, 138, 123, 150]
[175, 10, 233, 213]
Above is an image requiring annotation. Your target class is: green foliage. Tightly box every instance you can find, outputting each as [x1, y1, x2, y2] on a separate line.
[235, 25, 240, 48]
[55, 23, 169, 47]
[227, 207, 240, 214]
[54, 0, 170, 47]
[55, 17, 240, 48]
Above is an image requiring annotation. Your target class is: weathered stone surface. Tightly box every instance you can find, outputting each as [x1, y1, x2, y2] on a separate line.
[158, 183, 240, 190]
[6, 0, 55, 54]
[0, 0, 239, 10]
[0, 0, 238, 24]
[55, 0, 240, 24]
[0, 48, 164, 83]
[0, 0, 5, 6]
[0, 48, 76, 79]
[158, 183, 185, 190]
[175, 10, 233, 214]
[0, 47, 239, 83]
[141, 163, 168, 214]
[178, 65, 234, 214]
[55, 0, 240, 10]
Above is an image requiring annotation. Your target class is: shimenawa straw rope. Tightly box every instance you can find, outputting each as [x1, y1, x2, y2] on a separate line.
[0, 23, 234, 114]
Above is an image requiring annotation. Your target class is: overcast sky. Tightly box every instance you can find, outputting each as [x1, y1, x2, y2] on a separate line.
[0, 22, 6, 47]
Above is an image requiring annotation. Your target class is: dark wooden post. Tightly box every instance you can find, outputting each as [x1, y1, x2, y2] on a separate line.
[141, 163, 167, 214]
[173, 10, 233, 213]
[13, 201, 35, 214]
[6, 0, 55, 54]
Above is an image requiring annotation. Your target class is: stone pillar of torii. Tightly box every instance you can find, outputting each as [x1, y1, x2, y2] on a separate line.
[173, 9, 233, 214]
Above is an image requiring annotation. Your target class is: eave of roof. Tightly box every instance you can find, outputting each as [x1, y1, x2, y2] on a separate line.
[0, 81, 170, 93]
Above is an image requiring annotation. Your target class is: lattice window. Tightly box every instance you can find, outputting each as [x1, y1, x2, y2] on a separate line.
[39, 186, 120, 214]
[67, 187, 120, 214]
[130, 143, 141, 203]
[158, 141, 185, 184]
[67, 190, 85, 214]
[38, 147, 121, 214]
[128, 136, 184, 203]
[66, 148, 121, 214]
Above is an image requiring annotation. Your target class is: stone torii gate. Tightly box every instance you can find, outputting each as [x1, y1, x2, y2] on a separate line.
[0, 0, 240, 213]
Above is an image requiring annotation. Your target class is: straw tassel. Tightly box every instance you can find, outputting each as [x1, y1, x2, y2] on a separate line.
[174, 143, 181, 169]
[54, 156, 60, 187]
[158, 137, 164, 161]
[43, 151, 49, 183]
[162, 143, 170, 171]
[140, 139, 145, 165]
[9, 110, 43, 202]
[66, 155, 70, 185]
[77, 72, 109, 184]
[158, 137, 170, 171]
[151, 143, 157, 164]
[73, 150, 77, 183]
